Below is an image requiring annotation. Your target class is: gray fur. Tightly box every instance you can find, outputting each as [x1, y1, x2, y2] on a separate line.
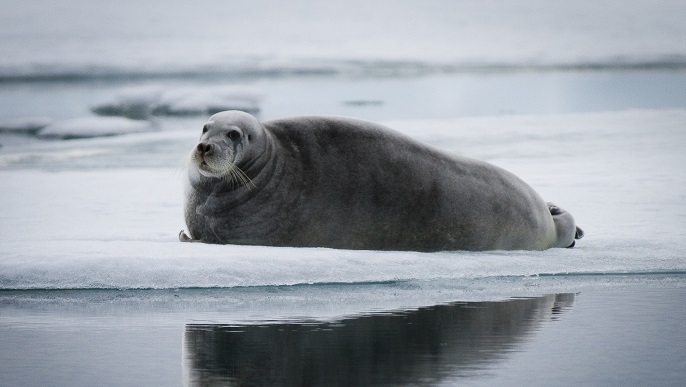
[182, 110, 582, 251]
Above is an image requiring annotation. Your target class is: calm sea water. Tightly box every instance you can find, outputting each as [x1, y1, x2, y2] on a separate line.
[2, 69, 686, 123]
[1, 284, 685, 386]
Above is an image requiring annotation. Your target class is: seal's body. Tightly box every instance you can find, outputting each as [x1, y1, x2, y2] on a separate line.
[182, 111, 582, 251]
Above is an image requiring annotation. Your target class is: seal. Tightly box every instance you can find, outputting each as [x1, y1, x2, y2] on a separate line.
[180, 110, 583, 251]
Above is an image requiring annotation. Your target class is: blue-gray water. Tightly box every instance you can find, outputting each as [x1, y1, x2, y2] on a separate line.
[1, 284, 685, 386]
[3, 70, 686, 123]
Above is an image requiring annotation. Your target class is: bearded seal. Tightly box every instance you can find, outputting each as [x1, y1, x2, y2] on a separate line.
[180, 110, 583, 251]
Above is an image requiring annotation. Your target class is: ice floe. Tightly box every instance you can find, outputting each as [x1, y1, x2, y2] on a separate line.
[0, 117, 53, 134]
[1, 110, 685, 291]
[92, 86, 263, 118]
[38, 116, 155, 139]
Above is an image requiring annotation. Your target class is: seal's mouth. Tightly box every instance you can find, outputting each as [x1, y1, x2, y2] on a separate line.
[191, 148, 255, 187]
[196, 162, 221, 178]
[198, 159, 213, 174]
[195, 150, 211, 168]
[194, 152, 214, 174]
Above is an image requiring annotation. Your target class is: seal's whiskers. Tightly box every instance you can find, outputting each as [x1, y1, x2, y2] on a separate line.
[222, 163, 257, 189]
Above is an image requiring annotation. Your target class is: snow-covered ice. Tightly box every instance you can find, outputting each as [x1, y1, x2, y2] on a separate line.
[1, 109, 684, 298]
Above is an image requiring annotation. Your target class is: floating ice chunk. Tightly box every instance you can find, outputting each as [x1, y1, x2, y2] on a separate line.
[38, 116, 154, 139]
[154, 86, 263, 116]
[92, 86, 164, 119]
[158, 89, 262, 116]
[154, 88, 216, 116]
[92, 86, 263, 118]
[0, 117, 53, 134]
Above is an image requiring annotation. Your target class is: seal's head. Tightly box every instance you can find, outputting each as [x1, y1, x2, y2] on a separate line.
[189, 110, 267, 186]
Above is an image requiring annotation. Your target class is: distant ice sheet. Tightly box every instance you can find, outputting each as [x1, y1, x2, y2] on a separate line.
[1, 0, 685, 79]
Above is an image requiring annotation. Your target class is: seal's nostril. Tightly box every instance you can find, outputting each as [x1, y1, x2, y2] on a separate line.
[197, 143, 212, 154]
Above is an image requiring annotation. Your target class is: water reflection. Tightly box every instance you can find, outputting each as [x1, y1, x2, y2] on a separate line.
[185, 294, 574, 386]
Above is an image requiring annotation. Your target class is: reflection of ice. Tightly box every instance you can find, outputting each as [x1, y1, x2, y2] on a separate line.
[184, 294, 574, 386]
[92, 86, 263, 118]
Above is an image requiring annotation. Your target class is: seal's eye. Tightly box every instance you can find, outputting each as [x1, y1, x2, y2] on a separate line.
[227, 130, 241, 141]
[202, 125, 209, 133]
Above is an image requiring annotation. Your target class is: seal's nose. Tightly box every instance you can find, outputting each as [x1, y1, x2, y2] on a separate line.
[197, 142, 213, 156]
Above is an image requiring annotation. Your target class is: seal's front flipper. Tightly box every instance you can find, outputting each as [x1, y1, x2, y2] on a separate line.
[179, 230, 194, 242]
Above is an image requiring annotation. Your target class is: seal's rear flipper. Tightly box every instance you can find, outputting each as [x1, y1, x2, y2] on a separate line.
[547, 202, 583, 248]
[565, 226, 585, 248]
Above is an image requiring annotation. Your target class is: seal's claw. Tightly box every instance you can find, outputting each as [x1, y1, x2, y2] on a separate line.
[179, 230, 193, 242]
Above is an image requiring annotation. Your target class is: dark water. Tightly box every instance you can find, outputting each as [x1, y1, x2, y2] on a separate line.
[1, 286, 685, 386]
